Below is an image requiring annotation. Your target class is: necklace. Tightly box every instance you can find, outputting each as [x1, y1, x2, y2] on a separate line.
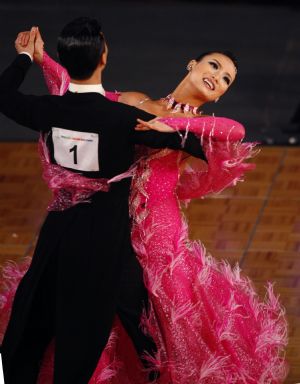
[162, 94, 202, 115]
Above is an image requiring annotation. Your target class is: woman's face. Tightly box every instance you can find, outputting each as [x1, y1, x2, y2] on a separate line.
[188, 53, 237, 102]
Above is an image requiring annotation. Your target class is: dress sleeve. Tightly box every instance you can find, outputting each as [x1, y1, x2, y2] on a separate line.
[157, 116, 258, 201]
[158, 116, 245, 142]
[38, 51, 70, 96]
[105, 91, 121, 102]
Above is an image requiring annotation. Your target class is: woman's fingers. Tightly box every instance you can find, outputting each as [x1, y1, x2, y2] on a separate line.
[137, 118, 151, 126]
[35, 27, 45, 48]
[33, 27, 45, 64]
[136, 118, 174, 132]
[136, 119, 153, 130]
[135, 123, 150, 131]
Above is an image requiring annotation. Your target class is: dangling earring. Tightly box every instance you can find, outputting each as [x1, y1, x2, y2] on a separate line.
[215, 97, 219, 103]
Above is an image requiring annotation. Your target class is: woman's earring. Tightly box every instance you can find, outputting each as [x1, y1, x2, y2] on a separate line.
[186, 64, 192, 71]
[215, 97, 219, 103]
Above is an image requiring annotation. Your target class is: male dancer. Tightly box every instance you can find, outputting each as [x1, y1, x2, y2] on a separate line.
[0, 18, 206, 383]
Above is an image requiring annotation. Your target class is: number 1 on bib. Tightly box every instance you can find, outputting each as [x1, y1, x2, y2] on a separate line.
[69, 145, 78, 165]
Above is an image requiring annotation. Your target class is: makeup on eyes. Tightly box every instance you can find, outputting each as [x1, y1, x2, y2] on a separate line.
[209, 61, 218, 70]
[209, 60, 232, 85]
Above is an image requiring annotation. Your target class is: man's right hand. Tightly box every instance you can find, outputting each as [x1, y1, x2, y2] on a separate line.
[15, 27, 44, 64]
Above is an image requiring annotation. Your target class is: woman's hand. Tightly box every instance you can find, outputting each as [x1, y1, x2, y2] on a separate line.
[15, 27, 44, 64]
[135, 118, 175, 132]
[33, 27, 44, 64]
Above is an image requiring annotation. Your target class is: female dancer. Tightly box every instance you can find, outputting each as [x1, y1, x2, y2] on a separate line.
[0, 30, 287, 383]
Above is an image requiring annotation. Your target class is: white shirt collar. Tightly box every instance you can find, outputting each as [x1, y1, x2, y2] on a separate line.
[69, 83, 105, 95]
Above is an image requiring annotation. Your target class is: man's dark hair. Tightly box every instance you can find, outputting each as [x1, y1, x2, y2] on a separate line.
[57, 17, 105, 80]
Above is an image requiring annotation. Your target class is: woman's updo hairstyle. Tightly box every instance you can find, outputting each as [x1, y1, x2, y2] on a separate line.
[195, 51, 238, 72]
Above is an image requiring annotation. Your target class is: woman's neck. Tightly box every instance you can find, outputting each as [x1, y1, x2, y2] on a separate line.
[135, 76, 206, 118]
[171, 78, 205, 108]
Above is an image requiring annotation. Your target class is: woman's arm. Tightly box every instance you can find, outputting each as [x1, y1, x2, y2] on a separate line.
[34, 29, 70, 95]
[34, 29, 69, 95]
[118, 91, 166, 115]
[137, 116, 245, 142]
[38, 51, 70, 96]
[119, 91, 150, 106]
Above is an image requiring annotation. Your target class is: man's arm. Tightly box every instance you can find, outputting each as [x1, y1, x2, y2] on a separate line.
[0, 53, 32, 107]
[0, 52, 31, 92]
[0, 26, 49, 131]
[0, 54, 42, 130]
[126, 108, 207, 161]
[132, 129, 207, 161]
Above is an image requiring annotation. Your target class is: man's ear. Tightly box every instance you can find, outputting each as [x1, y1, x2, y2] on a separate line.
[100, 43, 108, 69]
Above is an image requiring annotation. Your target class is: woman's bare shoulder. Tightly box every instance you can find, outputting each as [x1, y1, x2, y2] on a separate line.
[119, 91, 151, 107]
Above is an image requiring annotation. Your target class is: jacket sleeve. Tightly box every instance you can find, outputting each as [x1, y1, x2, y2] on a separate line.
[132, 130, 207, 161]
[0, 54, 45, 131]
[126, 108, 207, 161]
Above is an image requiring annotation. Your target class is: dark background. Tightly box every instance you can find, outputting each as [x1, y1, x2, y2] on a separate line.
[0, 0, 299, 143]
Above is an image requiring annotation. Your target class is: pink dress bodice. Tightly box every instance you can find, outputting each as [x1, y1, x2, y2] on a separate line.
[136, 151, 183, 274]
[146, 152, 180, 206]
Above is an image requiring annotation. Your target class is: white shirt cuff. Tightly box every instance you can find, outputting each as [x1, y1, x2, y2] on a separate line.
[19, 52, 33, 62]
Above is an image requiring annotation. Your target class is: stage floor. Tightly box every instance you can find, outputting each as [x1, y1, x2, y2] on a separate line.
[0, 143, 299, 382]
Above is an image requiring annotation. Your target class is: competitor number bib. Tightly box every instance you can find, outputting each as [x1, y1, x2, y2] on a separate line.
[52, 127, 99, 172]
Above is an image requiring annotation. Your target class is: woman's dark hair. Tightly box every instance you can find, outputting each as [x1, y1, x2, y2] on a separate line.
[57, 17, 105, 80]
[195, 51, 238, 71]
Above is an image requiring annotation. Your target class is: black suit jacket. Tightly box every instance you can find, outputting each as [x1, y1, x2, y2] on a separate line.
[0, 56, 208, 374]
[0, 54, 206, 179]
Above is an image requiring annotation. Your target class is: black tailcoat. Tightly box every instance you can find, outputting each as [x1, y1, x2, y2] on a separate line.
[0, 55, 206, 383]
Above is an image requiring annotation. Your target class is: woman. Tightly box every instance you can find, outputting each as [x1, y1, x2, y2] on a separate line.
[0, 30, 287, 383]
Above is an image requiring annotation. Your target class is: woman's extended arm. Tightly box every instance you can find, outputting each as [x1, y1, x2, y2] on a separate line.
[119, 92, 149, 106]
[136, 116, 245, 142]
[39, 56, 150, 102]
[37, 53, 244, 145]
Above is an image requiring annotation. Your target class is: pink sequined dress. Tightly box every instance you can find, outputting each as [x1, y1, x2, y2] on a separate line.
[0, 53, 288, 383]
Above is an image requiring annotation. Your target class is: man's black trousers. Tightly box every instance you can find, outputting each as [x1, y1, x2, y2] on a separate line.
[1, 187, 156, 383]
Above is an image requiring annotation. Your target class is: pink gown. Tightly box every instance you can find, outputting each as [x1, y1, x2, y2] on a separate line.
[0, 53, 288, 383]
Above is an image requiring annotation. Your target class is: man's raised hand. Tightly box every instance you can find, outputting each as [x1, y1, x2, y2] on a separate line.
[15, 26, 37, 59]
[15, 27, 44, 63]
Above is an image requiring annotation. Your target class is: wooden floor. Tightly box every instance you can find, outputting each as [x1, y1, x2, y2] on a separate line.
[0, 143, 299, 383]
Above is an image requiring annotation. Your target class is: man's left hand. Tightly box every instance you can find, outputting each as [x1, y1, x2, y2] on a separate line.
[15, 26, 37, 59]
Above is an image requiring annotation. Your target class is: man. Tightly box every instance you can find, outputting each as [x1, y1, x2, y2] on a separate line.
[0, 18, 206, 383]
